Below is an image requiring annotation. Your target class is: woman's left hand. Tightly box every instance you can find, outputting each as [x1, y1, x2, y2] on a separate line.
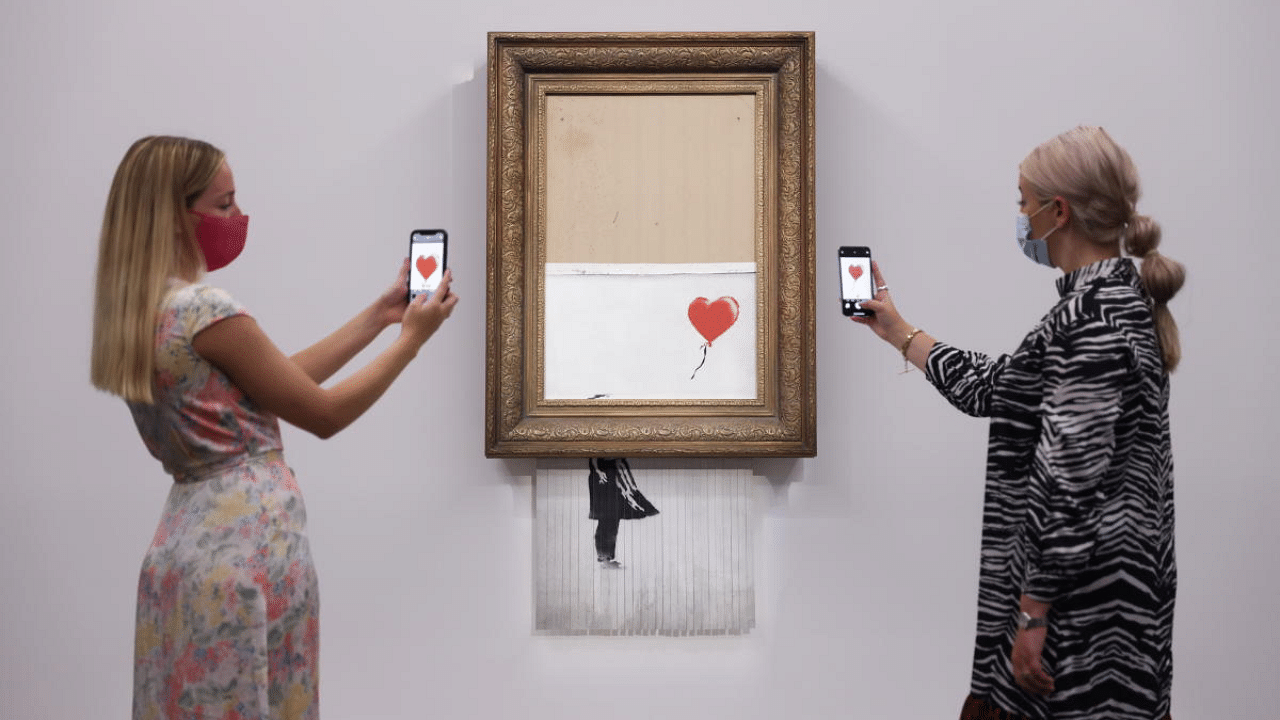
[1011, 626, 1055, 696]
[373, 258, 412, 327]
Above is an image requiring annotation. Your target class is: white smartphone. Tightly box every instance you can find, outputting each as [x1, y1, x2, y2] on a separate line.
[408, 229, 448, 301]
[838, 245, 873, 317]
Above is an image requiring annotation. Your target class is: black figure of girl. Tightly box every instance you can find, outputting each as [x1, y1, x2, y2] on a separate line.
[588, 458, 659, 568]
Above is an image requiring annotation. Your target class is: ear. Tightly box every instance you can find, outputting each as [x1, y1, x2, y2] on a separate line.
[1051, 196, 1071, 229]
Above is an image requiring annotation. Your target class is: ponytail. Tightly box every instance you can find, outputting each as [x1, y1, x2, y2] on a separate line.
[1125, 213, 1185, 372]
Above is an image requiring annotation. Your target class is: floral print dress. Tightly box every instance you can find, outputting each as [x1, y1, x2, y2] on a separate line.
[128, 283, 318, 720]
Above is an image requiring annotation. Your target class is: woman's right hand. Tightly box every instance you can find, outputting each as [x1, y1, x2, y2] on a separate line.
[851, 261, 910, 343]
[401, 269, 459, 346]
[853, 261, 936, 372]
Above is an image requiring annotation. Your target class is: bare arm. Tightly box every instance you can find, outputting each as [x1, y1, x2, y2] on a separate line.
[854, 261, 1012, 418]
[851, 261, 936, 371]
[290, 259, 413, 384]
[194, 270, 458, 438]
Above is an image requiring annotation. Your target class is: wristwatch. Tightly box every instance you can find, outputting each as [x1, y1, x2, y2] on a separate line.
[1016, 611, 1049, 631]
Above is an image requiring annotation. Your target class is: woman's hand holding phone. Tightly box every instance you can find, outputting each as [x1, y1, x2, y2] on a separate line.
[401, 268, 458, 346]
[850, 262, 906, 339]
[852, 261, 935, 372]
[372, 258, 414, 328]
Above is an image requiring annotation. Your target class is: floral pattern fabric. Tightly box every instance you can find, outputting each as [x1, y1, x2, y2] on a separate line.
[127, 283, 319, 720]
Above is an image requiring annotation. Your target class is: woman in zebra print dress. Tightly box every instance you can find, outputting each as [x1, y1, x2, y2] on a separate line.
[854, 126, 1183, 720]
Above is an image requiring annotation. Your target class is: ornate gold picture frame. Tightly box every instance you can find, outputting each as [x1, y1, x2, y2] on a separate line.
[485, 32, 815, 457]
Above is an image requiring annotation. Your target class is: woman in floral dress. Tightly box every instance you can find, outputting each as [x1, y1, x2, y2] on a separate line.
[90, 136, 458, 719]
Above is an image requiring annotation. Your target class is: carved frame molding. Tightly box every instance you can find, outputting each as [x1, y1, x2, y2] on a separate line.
[485, 32, 816, 457]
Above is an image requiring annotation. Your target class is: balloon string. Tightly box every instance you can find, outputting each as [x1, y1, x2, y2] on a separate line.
[690, 343, 709, 379]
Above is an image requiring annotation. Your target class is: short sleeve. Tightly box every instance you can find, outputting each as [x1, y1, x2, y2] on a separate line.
[168, 284, 250, 341]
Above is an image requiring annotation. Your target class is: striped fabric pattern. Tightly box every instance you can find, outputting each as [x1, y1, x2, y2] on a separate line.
[927, 258, 1175, 720]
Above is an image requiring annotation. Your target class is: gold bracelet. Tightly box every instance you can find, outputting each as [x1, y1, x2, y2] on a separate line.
[900, 328, 924, 359]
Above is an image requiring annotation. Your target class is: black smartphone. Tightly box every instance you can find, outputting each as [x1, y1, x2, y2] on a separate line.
[838, 245, 873, 316]
[408, 229, 448, 301]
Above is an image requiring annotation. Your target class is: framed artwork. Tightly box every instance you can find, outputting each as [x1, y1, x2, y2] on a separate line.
[486, 32, 816, 457]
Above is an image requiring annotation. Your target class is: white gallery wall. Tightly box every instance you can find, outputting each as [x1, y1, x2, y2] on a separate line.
[3, 0, 1277, 718]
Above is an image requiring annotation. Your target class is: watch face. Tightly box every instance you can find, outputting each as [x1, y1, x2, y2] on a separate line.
[1017, 612, 1046, 630]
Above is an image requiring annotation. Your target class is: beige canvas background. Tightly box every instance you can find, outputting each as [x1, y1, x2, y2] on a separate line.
[545, 94, 757, 265]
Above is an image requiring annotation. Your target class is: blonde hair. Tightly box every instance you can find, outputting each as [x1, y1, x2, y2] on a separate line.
[90, 136, 225, 402]
[1020, 126, 1185, 372]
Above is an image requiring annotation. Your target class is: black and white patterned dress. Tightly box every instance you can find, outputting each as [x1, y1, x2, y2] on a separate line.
[927, 258, 1175, 719]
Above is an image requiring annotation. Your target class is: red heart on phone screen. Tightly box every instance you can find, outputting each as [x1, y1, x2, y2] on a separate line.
[848, 265, 863, 281]
[416, 255, 438, 281]
[688, 296, 740, 345]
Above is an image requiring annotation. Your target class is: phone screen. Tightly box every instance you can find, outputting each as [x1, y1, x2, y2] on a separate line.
[839, 247, 873, 316]
[409, 229, 447, 301]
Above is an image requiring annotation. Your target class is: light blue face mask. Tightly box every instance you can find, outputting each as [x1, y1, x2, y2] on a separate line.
[1016, 202, 1058, 268]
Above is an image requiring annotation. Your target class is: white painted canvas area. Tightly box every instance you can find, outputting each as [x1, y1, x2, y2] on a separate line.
[544, 263, 757, 400]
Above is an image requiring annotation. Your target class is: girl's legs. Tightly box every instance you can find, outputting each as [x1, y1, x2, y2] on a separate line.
[594, 518, 620, 562]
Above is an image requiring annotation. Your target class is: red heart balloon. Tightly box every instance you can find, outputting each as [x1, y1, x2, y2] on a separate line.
[416, 255, 439, 282]
[688, 296, 740, 345]
[848, 264, 863, 281]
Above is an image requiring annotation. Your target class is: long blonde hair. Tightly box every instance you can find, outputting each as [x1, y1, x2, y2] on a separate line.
[1020, 126, 1185, 372]
[90, 136, 225, 402]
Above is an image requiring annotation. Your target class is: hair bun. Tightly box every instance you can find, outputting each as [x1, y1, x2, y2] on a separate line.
[1124, 213, 1161, 258]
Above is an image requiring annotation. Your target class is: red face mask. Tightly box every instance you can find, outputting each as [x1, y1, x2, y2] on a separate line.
[191, 212, 249, 271]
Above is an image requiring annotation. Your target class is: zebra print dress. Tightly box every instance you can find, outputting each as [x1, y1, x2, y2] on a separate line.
[926, 258, 1175, 720]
